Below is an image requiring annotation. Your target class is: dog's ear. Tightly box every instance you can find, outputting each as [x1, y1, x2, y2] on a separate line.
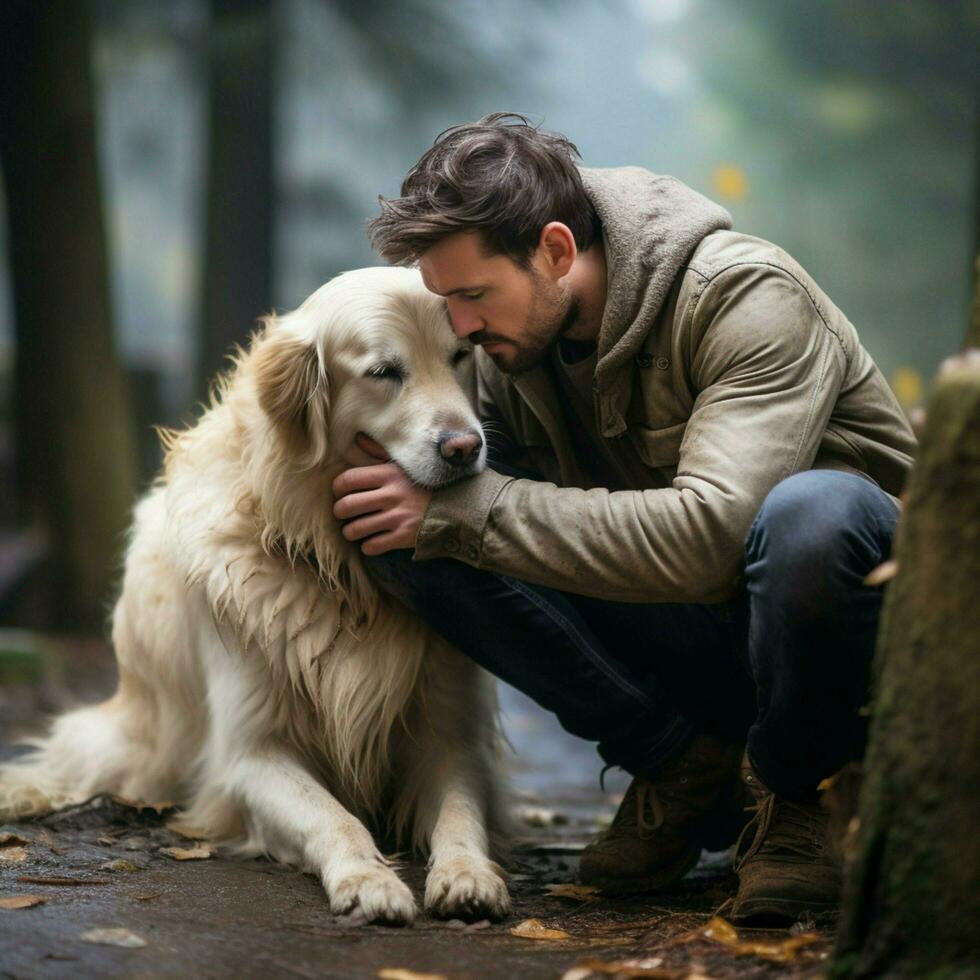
[252, 325, 329, 458]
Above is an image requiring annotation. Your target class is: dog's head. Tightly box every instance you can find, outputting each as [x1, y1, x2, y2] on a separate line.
[251, 266, 485, 489]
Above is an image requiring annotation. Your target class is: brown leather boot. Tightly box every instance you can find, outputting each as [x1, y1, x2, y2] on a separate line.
[579, 733, 746, 894]
[731, 761, 842, 923]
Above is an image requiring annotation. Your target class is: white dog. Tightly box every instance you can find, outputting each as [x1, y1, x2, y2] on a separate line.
[0, 267, 509, 925]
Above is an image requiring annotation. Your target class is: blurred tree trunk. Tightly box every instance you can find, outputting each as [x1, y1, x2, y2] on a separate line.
[198, 0, 274, 398]
[0, 0, 137, 631]
[833, 265, 980, 976]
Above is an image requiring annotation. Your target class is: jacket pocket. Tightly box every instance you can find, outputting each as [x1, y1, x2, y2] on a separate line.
[628, 421, 688, 468]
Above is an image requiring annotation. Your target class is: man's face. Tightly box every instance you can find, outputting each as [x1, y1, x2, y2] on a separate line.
[419, 232, 575, 374]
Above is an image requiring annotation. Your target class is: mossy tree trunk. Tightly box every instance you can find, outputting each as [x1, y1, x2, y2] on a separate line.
[0, 0, 137, 630]
[834, 268, 980, 976]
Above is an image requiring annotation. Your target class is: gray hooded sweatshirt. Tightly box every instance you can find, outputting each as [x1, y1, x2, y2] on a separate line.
[414, 167, 916, 603]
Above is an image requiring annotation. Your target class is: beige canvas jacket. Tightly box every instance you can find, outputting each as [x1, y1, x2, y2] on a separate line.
[414, 167, 916, 603]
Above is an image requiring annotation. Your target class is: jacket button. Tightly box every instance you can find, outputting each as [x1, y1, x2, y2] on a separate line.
[635, 353, 654, 368]
[446, 537, 460, 553]
[656, 356, 670, 370]
[465, 545, 479, 561]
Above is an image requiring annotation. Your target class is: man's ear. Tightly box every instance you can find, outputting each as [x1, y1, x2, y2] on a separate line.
[252, 322, 329, 457]
[537, 221, 577, 279]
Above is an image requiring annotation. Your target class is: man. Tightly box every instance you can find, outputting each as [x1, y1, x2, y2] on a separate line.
[332, 113, 915, 921]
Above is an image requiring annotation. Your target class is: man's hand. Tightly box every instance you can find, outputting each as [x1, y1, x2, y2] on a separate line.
[332, 436, 432, 555]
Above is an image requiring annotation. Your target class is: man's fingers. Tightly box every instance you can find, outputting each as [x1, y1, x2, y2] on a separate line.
[332, 463, 399, 499]
[341, 511, 393, 542]
[333, 488, 389, 520]
[360, 531, 403, 556]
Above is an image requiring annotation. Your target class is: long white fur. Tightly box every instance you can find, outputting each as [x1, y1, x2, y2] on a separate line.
[0, 267, 508, 924]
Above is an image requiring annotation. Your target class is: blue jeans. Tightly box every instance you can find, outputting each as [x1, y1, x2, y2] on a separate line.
[366, 470, 899, 802]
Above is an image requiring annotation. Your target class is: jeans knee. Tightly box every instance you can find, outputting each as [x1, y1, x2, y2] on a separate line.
[745, 471, 896, 609]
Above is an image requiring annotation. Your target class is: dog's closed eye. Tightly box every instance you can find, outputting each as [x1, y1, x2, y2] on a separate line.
[366, 362, 405, 383]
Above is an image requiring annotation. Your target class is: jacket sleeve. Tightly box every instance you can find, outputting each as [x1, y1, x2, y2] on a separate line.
[414, 264, 849, 603]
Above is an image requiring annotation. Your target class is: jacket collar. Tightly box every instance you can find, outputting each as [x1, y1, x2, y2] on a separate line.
[580, 167, 731, 436]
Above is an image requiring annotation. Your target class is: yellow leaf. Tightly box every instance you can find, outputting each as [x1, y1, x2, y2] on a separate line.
[159, 844, 214, 861]
[703, 916, 738, 945]
[702, 917, 823, 963]
[890, 366, 923, 408]
[732, 934, 822, 962]
[544, 883, 601, 901]
[0, 895, 46, 909]
[713, 164, 748, 201]
[377, 970, 448, 980]
[509, 918, 572, 941]
[0, 847, 29, 863]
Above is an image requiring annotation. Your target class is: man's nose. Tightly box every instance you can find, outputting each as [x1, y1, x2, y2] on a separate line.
[438, 429, 484, 466]
[446, 301, 483, 339]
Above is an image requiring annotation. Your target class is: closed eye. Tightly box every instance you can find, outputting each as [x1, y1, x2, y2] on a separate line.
[366, 362, 405, 383]
[451, 348, 471, 366]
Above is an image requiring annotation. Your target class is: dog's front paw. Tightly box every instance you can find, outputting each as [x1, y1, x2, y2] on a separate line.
[425, 856, 510, 921]
[328, 862, 416, 926]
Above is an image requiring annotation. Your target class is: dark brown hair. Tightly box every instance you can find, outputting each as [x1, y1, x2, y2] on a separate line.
[369, 112, 600, 267]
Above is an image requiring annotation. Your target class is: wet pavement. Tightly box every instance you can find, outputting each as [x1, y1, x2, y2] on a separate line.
[0, 646, 833, 979]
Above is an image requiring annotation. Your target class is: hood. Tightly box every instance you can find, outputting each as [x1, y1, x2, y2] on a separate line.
[580, 166, 732, 436]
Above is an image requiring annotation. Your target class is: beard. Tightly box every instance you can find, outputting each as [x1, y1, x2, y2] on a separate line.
[472, 270, 580, 375]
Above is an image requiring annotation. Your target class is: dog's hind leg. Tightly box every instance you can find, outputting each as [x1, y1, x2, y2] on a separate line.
[0, 586, 198, 821]
[0, 675, 169, 820]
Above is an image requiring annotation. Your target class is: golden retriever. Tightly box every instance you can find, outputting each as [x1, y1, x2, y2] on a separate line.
[0, 267, 509, 925]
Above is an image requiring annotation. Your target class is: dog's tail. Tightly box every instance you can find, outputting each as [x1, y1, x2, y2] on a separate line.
[0, 669, 188, 822]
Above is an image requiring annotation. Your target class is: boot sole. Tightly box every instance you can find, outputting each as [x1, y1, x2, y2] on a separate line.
[731, 894, 838, 924]
[580, 844, 702, 896]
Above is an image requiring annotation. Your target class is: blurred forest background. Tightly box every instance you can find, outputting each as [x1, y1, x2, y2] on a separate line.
[0, 0, 977, 636]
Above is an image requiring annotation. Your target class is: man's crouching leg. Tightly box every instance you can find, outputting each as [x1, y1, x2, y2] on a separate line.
[733, 470, 899, 923]
[364, 550, 751, 896]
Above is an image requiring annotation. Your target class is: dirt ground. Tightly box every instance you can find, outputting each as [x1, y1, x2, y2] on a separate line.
[0, 641, 835, 980]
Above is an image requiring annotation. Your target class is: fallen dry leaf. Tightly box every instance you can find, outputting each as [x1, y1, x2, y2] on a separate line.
[159, 844, 215, 861]
[509, 918, 572, 941]
[702, 916, 822, 963]
[377, 970, 448, 980]
[80, 927, 147, 948]
[111, 795, 175, 814]
[863, 560, 898, 587]
[101, 859, 140, 873]
[563, 955, 679, 978]
[0, 895, 47, 910]
[702, 917, 738, 944]
[0, 847, 29, 863]
[544, 883, 601, 902]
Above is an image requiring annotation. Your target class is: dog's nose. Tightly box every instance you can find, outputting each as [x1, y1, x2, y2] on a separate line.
[438, 430, 483, 466]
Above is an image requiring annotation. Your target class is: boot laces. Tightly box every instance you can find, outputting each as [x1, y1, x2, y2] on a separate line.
[635, 781, 666, 837]
[734, 789, 825, 870]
